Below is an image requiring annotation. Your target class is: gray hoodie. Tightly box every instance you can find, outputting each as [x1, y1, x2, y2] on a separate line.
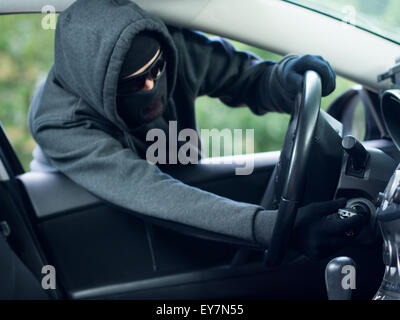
[28, 0, 278, 247]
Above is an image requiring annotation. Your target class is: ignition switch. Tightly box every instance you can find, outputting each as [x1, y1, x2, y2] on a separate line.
[338, 202, 371, 237]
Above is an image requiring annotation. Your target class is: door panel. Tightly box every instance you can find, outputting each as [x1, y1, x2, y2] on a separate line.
[16, 151, 278, 298]
[38, 205, 245, 298]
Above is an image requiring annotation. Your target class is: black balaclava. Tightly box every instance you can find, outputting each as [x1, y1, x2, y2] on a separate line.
[116, 32, 168, 129]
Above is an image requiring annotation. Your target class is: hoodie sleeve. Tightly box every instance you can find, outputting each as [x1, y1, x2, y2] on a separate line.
[31, 104, 277, 247]
[169, 27, 279, 115]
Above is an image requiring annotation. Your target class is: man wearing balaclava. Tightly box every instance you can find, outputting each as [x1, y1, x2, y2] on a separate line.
[116, 33, 167, 127]
[28, 0, 368, 260]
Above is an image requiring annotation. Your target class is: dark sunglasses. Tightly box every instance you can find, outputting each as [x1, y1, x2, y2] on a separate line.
[117, 51, 166, 95]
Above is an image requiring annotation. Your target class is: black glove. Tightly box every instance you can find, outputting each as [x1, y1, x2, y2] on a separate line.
[290, 198, 369, 260]
[267, 54, 336, 114]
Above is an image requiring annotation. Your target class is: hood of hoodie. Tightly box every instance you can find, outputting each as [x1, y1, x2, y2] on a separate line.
[53, 0, 177, 131]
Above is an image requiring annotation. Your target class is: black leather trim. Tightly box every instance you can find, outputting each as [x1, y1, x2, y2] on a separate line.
[17, 172, 101, 220]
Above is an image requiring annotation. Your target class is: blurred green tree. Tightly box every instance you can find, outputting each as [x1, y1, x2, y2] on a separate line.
[0, 14, 56, 170]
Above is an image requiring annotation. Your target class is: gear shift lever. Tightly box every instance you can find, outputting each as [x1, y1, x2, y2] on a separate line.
[325, 256, 356, 300]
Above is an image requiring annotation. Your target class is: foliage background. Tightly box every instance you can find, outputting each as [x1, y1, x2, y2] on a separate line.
[0, 13, 356, 171]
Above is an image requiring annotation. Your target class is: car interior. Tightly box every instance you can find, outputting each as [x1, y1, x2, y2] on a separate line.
[2, 0, 400, 301]
[1, 72, 397, 300]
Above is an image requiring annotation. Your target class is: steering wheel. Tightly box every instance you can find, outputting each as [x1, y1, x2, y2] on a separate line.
[263, 70, 322, 267]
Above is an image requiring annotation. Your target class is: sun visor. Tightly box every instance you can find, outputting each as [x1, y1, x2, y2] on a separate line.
[382, 89, 400, 151]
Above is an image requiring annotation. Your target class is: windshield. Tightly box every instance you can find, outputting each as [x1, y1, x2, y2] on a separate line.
[285, 0, 400, 44]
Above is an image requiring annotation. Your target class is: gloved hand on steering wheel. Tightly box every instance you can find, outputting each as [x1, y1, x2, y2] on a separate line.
[290, 198, 369, 260]
[265, 54, 336, 114]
